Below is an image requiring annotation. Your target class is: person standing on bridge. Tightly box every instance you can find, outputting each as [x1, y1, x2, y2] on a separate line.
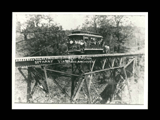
[102, 41, 110, 53]
[104, 45, 110, 53]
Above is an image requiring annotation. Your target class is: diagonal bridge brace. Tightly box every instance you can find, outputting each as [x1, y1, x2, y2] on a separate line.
[16, 54, 139, 103]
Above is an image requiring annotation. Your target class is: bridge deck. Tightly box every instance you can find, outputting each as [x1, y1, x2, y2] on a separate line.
[16, 51, 144, 61]
[15, 50, 144, 67]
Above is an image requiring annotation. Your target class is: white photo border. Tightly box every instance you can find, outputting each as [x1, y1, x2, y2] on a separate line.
[12, 12, 148, 109]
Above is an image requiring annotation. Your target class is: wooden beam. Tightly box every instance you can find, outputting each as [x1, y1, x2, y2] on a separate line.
[15, 52, 144, 67]
[84, 78, 91, 103]
[85, 66, 123, 75]
[91, 60, 96, 71]
[33, 67, 45, 79]
[43, 66, 50, 94]
[116, 57, 120, 66]
[29, 70, 48, 94]
[92, 97, 101, 104]
[102, 59, 107, 69]
[106, 58, 111, 68]
[15, 51, 144, 61]
[46, 69, 79, 77]
[86, 60, 96, 103]
[27, 67, 32, 102]
[110, 69, 116, 102]
[72, 78, 85, 101]
[52, 78, 72, 101]
[119, 57, 123, 66]
[124, 58, 135, 69]
[18, 68, 28, 81]
[30, 80, 38, 96]
[71, 63, 75, 99]
[133, 59, 135, 81]
[112, 58, 115, 67]
[123, 67, 132, 103]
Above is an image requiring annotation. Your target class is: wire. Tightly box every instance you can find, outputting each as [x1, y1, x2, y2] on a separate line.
[17, 38, 52, 51]
[27, 45, 52, 57]
[16, 40, 40, 51]
[16, 39, 36, 44]
[16, 36, 60, 51]
[20, 30, 65, 34]
[16, 31, 64, 44]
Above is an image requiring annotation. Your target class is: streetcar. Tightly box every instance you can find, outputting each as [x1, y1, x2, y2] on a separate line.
[67, 31, 107, 54]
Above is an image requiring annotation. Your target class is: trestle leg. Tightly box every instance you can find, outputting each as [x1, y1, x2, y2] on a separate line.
[84, 78, 91, 103]
[86, 60, 96, 103]
[71, 63, 75, 102]
[72, 78, 85, 101]
[27, 67, 32, 103]
[123, 67, 132, 103]
[43, 66, 50, 94]
[18, 68, 28, 81]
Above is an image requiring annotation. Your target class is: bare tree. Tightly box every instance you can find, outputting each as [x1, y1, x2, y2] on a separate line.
[81, 15, 99, 33]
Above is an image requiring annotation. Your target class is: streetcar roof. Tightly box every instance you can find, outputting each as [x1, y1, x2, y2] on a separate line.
[68, 34, 103, 38]
[72, 30, 100, 35]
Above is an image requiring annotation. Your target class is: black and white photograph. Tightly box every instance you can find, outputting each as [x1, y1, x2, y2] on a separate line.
[12, 12, 148, 109]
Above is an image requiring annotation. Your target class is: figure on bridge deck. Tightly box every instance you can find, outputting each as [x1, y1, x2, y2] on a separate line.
[104, 45, 110, 53]
[101, 40, 110, 53]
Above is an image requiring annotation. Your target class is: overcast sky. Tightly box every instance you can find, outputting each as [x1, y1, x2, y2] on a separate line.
[16, 13, 146, 30]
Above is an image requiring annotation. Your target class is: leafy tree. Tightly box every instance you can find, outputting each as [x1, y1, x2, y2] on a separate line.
[112, 15, 134, 53]
[18, 14, 66, 56]
[81, 15, 99, 33]
[81, 15, 135, 53]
